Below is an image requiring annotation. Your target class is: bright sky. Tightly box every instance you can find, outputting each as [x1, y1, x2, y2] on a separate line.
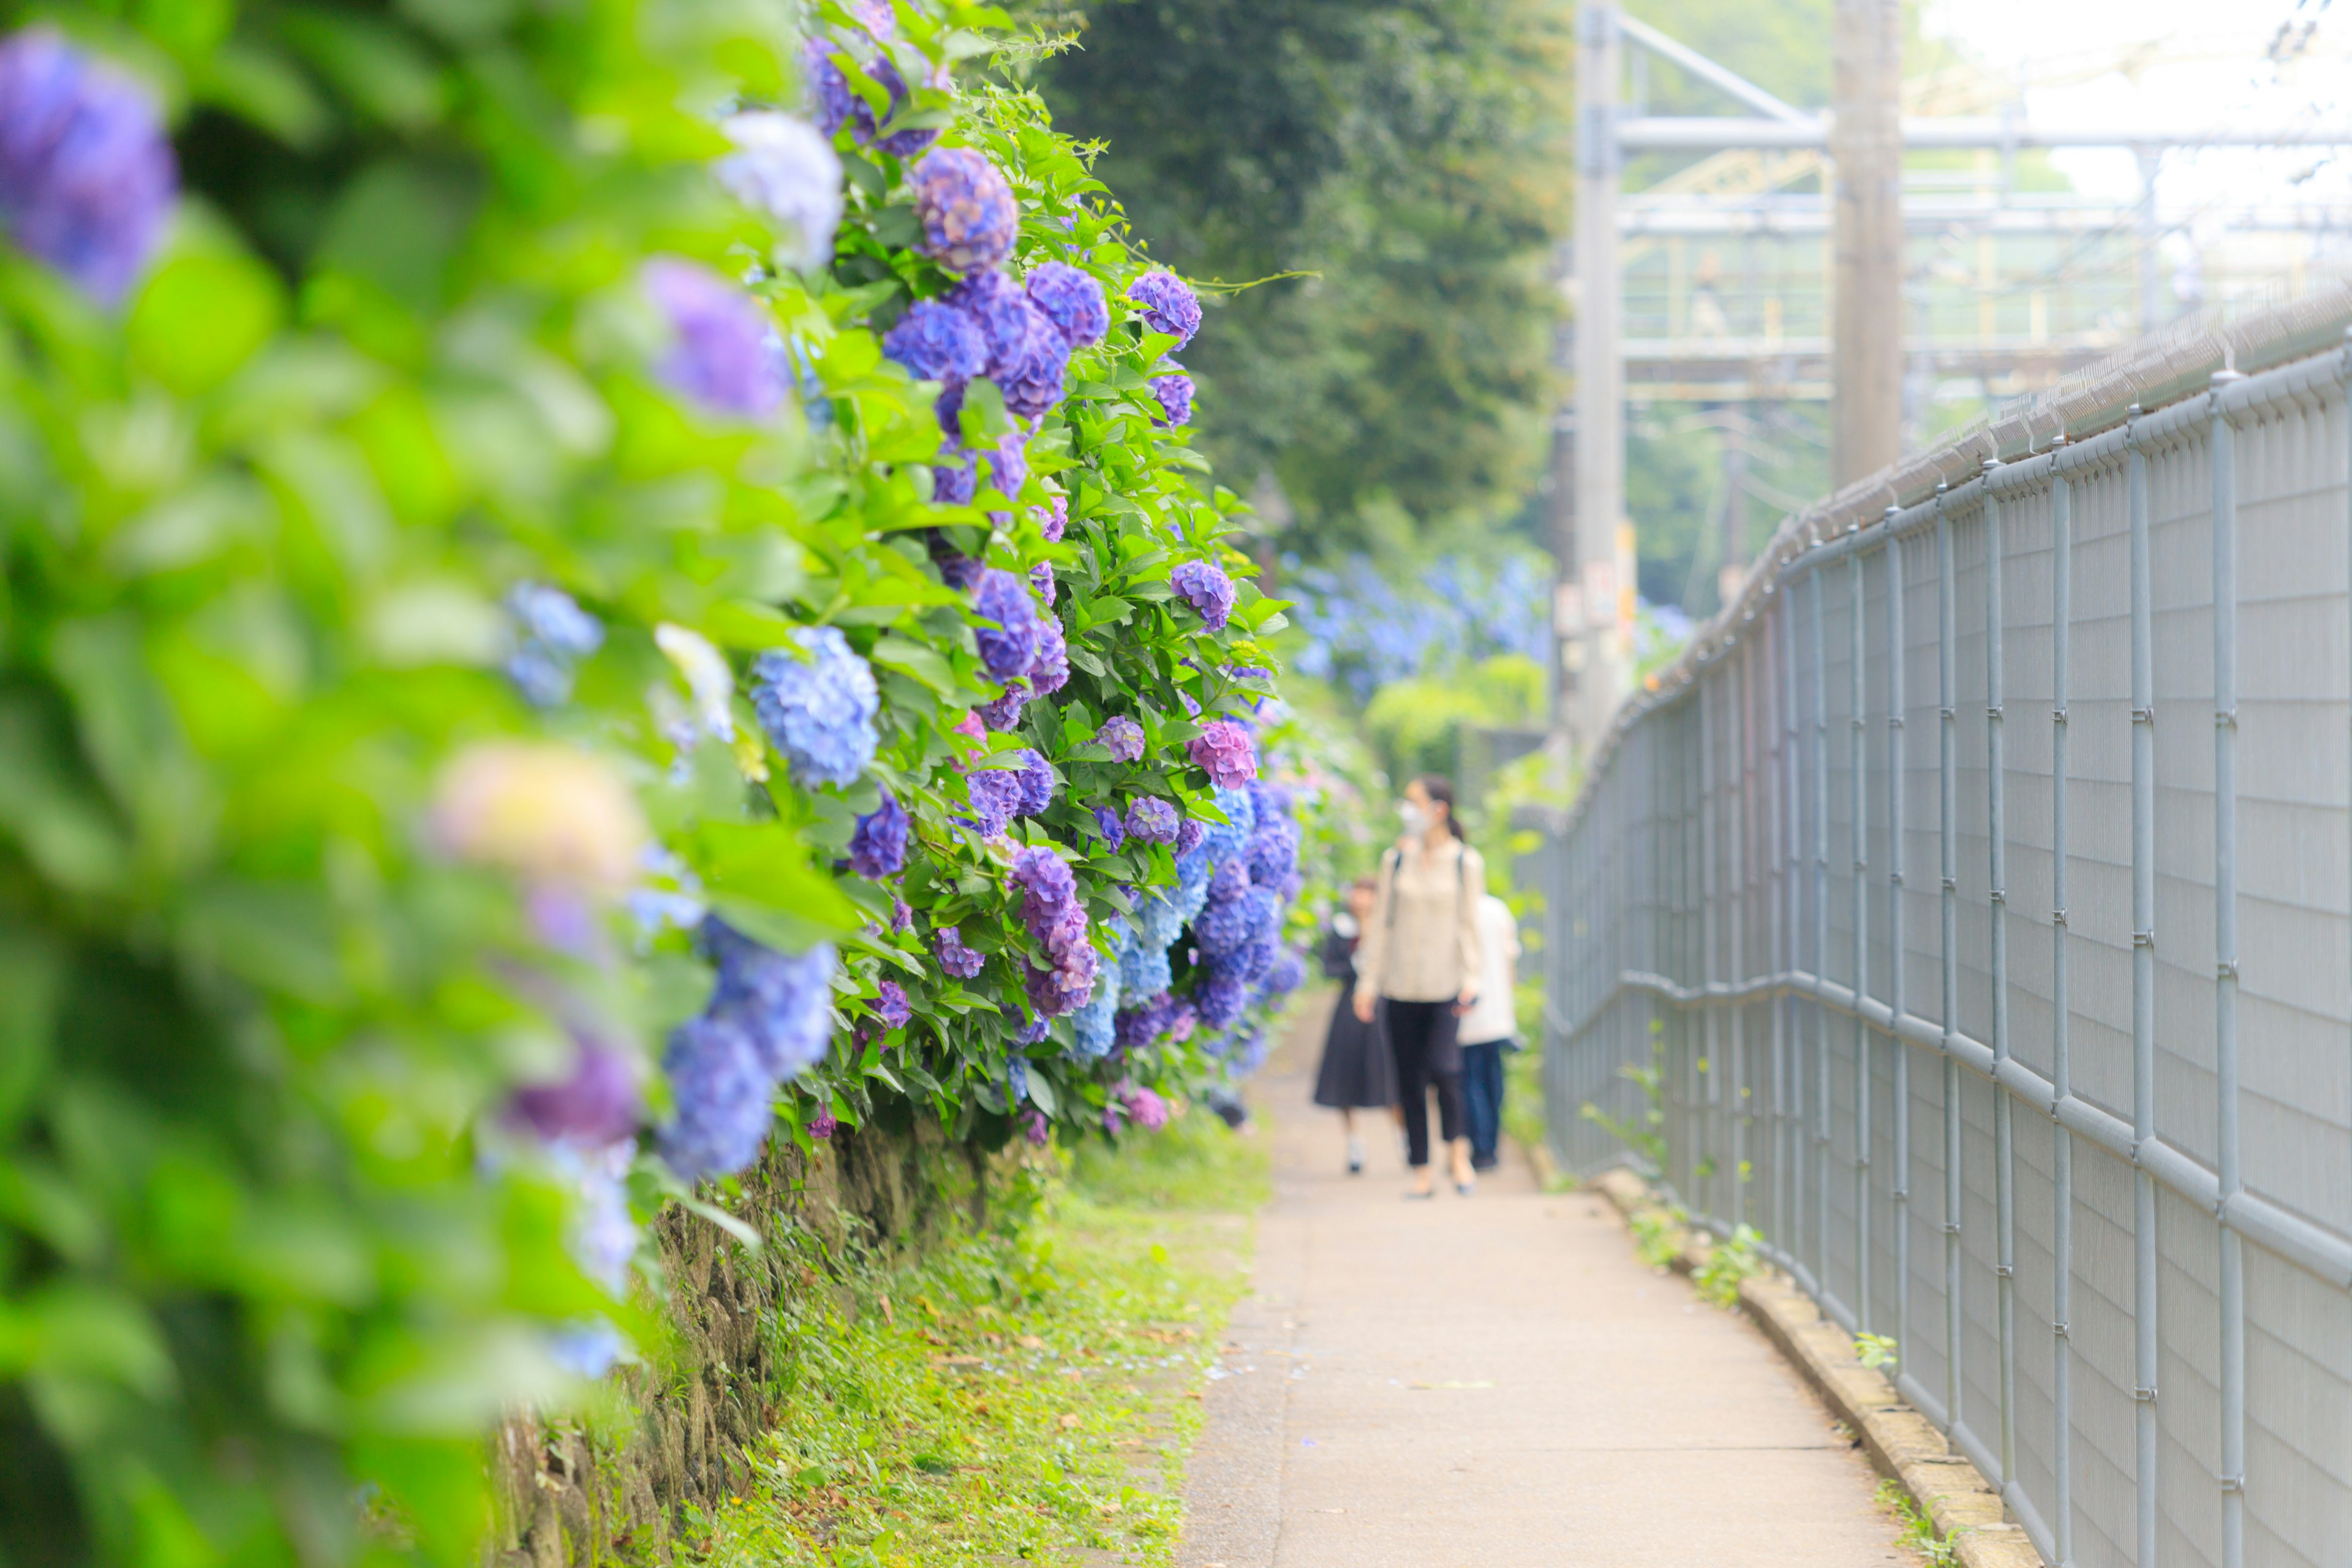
[1920, 0, 2352, 217]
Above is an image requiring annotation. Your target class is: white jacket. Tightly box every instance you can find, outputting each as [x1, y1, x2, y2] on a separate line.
[1456, 894, 1521, 1046]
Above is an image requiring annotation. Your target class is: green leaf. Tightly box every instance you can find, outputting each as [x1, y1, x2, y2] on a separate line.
[129, 248, 286, 396]
[869, 636, 956, 695]
[1023, 1071, 1058, 1118]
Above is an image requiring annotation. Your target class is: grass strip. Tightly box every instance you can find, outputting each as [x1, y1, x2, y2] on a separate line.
[684, 1107, 1269, 1567]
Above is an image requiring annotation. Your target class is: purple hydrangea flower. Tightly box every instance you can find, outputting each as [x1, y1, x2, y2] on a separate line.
[1013, 748, 1055, 816]
[1028, 614, 1069, 696]
[848, 790, 909, 878]
[715, 111, 843, 273]
[884, 299, 988, 386]
[1150, 368, 1194, 429]
[1175, 818, 1206, 857]
[1030, 561, 1057, 605]
[984, 427, 1029, 503]
[948, 270, 1069, 420]
[892, 896, 914, 933]
[1114, 991, 1174, 1050]
[1093, 805, 1126, 851]
[657, 1014, 773, 1182]
[964, 764, 1023, 837]
[1126, 797, 1179, 845]
[1170, 559, 1236, 630]
[927, 527, 984, 589]
[801, 20, 944, 159]
[1191, 888, 1253, 957]
[909, 147, 1017, 274]
[1096, 716, 1146, 763]
[1005, 1052, 1030, 1105]
[1195, 973, 1248, 1028]
[1025, 952, 1096, 1017]
[1126, 269, 1201, 348]
[1003, 1003, 1051, 1046]
[932, 447, 977, 506]
[1025, 261, 1110, 350]
[1246, 813, 1299, 886]
[1264, 946, 1306, 995]
[870, 979, 911, 1031]
[1207, 859, 1251, 905]
[703, 919, 838, 1080]
[1023, 1107, 1050, 1144]
[0, 31, 176, 307]
[809, 1109, 838, 1140]
[972, 567, 1043, 680]
[802, 36, 855, 134]
[1188, 720, 1257, 790]
[1120, 1084, 1170, 1132]
[935, 924, 986, 979]
[507, 1038, 643, 1147]
[751, 626, 880, 787]
[1037, 492, 1068, 541]
[975, 677, 1030, 731]
[1009, 844, 1077, 926]
[643, 257, 786, 418]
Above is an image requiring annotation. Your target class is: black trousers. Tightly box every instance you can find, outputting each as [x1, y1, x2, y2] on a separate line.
[1384, 999, 1464, 1167]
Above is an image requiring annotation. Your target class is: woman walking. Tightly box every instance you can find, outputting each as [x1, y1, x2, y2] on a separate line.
[1354, 775, 1485, 1198]
[1312, 875, 1398, 1174]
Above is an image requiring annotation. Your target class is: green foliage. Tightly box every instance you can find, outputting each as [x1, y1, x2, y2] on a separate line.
[1874, 1479, 1962, 1567]
[1853, 1332, 1899, 1371]
[1627, 1203, 1687, 1272]
[0, 1, 1316, 1560]
[1360, 652, 1545, 786]
[1581, 1022, 1669, 1173]
[1035, 0, 1574, 556]
[1691, 1223, 1761, 1308]
[690, 1109, 1264, 1567]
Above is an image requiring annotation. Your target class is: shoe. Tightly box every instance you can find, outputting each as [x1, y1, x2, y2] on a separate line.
[1405, 1186, 1436, 1200]
[1455, 1180, 1476, 1197]
[1346, 1136, 1365, 1175]
[1470, 1155, 1498, 1172]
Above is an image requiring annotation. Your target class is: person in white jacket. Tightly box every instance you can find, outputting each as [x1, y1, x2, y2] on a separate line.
[1456, 892, 1521, 1172]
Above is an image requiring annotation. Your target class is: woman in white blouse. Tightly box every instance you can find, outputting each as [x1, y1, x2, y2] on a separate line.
[1353, 775, 1485, 1197]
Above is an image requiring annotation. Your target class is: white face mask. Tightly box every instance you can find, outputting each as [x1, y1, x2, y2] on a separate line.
[1398, 801, 1429, 836]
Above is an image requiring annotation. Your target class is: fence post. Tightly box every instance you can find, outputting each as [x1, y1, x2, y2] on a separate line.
[1938, 480, 1964, 1439]
[1766, 603, 1790, 1250]
[1850, 541, 1872, 1329]
[2049, 444, 2076, 1568]
[1812, 563, 1833, 1295]
[2211, 371, 2245, 1568]
[1985, 457, 2018, 1496]
[1732, 641, 1751, 1229]
[1700, 673, 1720, 1218]
[2128, 405, 2160, 1568]
[1885, 508, 1912, 1380]
[1782, 587, 1806, 1280]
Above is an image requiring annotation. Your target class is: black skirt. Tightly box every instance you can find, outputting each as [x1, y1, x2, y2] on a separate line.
[1311, 986, 1397, 1109]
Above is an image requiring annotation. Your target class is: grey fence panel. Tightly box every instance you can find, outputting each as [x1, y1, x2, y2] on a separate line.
[1539, 322, 2352, 1564]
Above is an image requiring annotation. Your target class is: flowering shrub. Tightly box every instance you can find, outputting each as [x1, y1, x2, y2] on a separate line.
[0, 1, 1314, 1561]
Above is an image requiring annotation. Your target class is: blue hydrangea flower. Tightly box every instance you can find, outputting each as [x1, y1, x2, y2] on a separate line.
[1068, 971, 1120, 1060]
[1247, 814, 1300, 887]
[1096, 715, 1145, 763]
[1126, 269, 1201, 348]
[657, 1014, 774, 1182]
[703, 919, 837, 1080]
[1264, 946, 1306, 995]
[1243, 886, 1282, 947]
[715, 111, 843, 273]
[848, 790, 909, 878]
[503, 582, 603, 707]
[1028, 614, 1069, 696]
[971, 567, 1042, 680]
[949, 270, 1069, 421]
[1093, 805, 1125, 851]
[1199, 786, 1256, 866]
[1025, 262, 1109, 350]
[1191, 888, 1253, 957]
[643, 257, 786, 418]
[935, 924, 986, 979]
[1150, 366, 1194, 428]
[909, 147, 1017, 274]
[1171, 559, 1236, 631]
[1207, 859, 1250, 905]
[884, 299, 988, 386]
[752, 627, 880, 787]
[1126, 796, 1180, 845]
[1005, 1052, 1030, 1104]
[0, 31, 176, 307]
[1195, 973, 1248, 1028]
[932, 447, 978, 506]
[1131, 888, 1186, 951]
[1170, 846, 1214, 923]
[550, 1320, 630, 1379]
[1119, 936, 1172, 1000]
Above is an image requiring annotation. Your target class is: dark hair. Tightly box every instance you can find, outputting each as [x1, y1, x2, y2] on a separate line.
[1350, 873, 1379, 892]
[1411, 774, 1457, 837]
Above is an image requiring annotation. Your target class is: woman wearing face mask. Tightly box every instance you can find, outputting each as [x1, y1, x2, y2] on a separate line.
[1353, 775, 1486, 1197]
[1312, 875, 1397, 1174]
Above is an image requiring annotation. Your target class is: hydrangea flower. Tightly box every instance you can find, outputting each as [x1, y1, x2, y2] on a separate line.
[1198, 785, 1257, 866]
[657, 1015, 772, 1182]
[1174, 818, 1206, 858]
[1150, 367, 1194, 429]
[1037, 492, 1069, 541]
[1125, 797, 1179, 845]
[963, 765, 1024, 838]
[0, 30, 176, 306]
[429, 742, 649, 895]
[507, 1038, 643, 1147]
[1169, 845, 1214, 924]
[1009, 845, 1077, 931]
[1096, 715, 1146, 763]
[1093, 805, 1125, 851]
[1246, 813, 1300, 886]
[1069, 969, 1121, 1060]
[1191, 888, 1254, 957]
[1170, 559, 1236, 631]
[1188, 720, 1257, 790]
[948, 270, 1069, 420]
[655, 623, 737, 746]
[935, 924, 986, 979]
[932, 448, 977, 506]
[972, 567, 1043, 680]
[643, 257, 786, 418]
[1030, 561, 1057, 605]
[1196, 973, 1248, 1028]
[1023, 1108, 1051, 1144]
[801, 21, 943, 158]
[715, 111, 843, 273]
[1115, 990, 1177, 1051]
[505, 583, 604, 707]
[1012, 748, 1055, 816]
[1264, 946, 1307, 995]
[1207, 859, 1251, 905]
[703, 919, 838, 1080]
[752, 627, 880, 787]
[1025, 952, 1095, 1017]
[974, 678, 1030, 732]
[809, 1110, 838, 1139]
[1119, 936, 1172, 1000]
[1028, 615, 1069, 696]
[848, 790, 909, 878]
[870, 979, 911, 1031]
[909, 147, 1017, 274]
[1002, 1003, 1051, 1046]
[927, 528, 984, 590]
[1119, 1084, 1170, 1133]
[891, 896, 914, 933]
[883, 300, 989, 386]
[1131, 888, 1186, 951]
[1005, 1052, 1030, 1106]
[1025, 262, 1110, 350]
[1126, 269, 1201, 348]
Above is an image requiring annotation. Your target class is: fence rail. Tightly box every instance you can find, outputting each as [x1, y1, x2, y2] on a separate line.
[1540, 296, 2352, 1568]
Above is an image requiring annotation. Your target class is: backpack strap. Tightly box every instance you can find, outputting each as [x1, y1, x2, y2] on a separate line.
[1381, 847, 1402, 930]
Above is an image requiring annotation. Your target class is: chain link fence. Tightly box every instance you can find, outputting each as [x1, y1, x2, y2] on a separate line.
[1542, 292, 2352, 1568]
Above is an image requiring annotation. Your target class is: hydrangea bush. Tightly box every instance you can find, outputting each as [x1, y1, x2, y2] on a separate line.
[0, 1, 1314, 1561]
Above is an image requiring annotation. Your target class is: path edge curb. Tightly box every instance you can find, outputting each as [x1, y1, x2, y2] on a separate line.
[1591, 1169, 2045, 1568]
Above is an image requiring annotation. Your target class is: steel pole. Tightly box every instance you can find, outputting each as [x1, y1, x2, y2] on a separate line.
[1938, 482, 1964, 1441]
[1885, 511, 1911, 1381]
[1850, 545, 1872, 1329]
[1572, 4, 1626, 753]
[2211, 372, 2245, 1568]
[2049, 451, 2076, 1568]
[1985, 460, 2018, 1498]
[2128, 409, 2161, 1567]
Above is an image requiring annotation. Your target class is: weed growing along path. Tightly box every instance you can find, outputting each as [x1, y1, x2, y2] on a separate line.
[685, 1111, 1268, 1568]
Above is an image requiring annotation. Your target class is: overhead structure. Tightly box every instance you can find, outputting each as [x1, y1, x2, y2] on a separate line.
[1831, 0, 1904, 486]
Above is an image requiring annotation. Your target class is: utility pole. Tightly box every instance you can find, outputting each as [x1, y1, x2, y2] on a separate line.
[1830, 0, 1904, 487]
[1567, 0, 1626, 758]
[1719, 413, 1749, 609]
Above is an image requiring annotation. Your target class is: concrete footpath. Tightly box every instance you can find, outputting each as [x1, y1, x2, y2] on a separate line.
[1177, 994, 1917, 1568]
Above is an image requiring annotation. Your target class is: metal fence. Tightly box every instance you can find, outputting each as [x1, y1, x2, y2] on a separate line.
[1540, 297, 2352, 1568]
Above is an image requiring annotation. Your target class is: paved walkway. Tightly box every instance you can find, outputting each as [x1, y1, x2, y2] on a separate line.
[1178, 993, 1917, 1568]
